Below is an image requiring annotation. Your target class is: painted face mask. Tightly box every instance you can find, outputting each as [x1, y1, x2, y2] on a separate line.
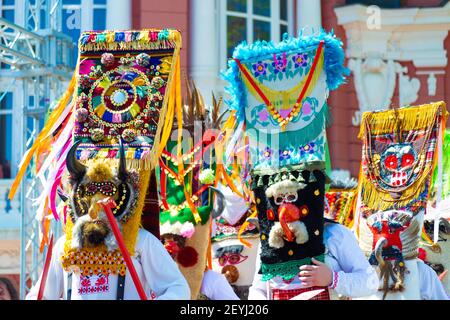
[57, 29, 182, 278]
[222, 31, 347, 299]
[356, 102, 448, 300]
[211, 184, 260, 299]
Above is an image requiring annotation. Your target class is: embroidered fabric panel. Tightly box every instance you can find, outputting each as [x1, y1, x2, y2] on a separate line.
[243, 48, 315, 84]
[239, 45, 329, 170]
[73, 29, 179, 160]
[78, 274, 110, 295]
[250, 131, 327, 171]
[244, 72, 328, 132]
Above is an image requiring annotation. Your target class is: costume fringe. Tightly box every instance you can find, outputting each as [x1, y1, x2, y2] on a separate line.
[78, 29, 181, 52]
[358, 101, 447, 139]
[279, 103, 330, 147]
[359, 173, 430, 211]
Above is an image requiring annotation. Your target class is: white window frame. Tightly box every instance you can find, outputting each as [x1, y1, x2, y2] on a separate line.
[218, 0, 294, 70]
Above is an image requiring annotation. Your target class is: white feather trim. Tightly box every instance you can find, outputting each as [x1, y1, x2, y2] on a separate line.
[265, 180, 306, 198]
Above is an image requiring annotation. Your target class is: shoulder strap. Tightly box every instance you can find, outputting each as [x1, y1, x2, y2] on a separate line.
[66, 273, 73, 300]
[116, 274, 126, 300]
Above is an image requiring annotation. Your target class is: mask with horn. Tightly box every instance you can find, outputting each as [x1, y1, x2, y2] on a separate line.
[66, 139, 140, 250]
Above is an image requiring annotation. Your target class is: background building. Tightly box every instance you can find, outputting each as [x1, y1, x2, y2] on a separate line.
[1, 0, 450, 297]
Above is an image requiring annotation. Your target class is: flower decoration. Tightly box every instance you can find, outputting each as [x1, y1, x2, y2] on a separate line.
[78, 75, 91, 89]
[252, 61, 267, 77]
[279, 149, 292, 161]
[258, 109, 269, 122]
[75, 108, 89, 123]
[180, 222, 195, 239]
[261, 147, 273, 160]
[272, 53, 287, 74]
[302, 101, 312, 116]
[292, 53, 308, 68]
[122, 128, 136, 142]
[151, 76, 165, 89]
[199, 168, 215, 185]
[100, 53, 115, 67]
[91, 128, 105, 142]
[136, 53, 151, 67]
[300, 143, 316, 156]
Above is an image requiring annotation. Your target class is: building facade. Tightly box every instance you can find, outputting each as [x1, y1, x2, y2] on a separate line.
[1, 0, 450, 292]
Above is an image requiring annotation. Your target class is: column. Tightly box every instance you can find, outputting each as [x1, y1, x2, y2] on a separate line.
[190, 0, 219, 106]
[296, 0, 322, 34]
[106, 0, 131, 30]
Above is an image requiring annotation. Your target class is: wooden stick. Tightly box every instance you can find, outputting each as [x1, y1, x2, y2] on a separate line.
[98, 197, 148, 300]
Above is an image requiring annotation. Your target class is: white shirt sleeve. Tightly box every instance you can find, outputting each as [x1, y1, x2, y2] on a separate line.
[138, 229, 191, 300]
[325, 223, 380, 298]
[417, 260, 449, 300]
[26, 236, 65, 300]
[201, 270, 240, 300]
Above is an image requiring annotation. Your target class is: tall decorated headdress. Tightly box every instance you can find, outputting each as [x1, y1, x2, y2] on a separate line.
[157, 81, 225, 299]
[9, 29, 183, 281]
[355, 102, 448, 299]
[222, 31, 347, 285]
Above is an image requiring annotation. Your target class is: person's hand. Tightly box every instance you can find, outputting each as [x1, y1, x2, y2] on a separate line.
[298, 258, 333, 288]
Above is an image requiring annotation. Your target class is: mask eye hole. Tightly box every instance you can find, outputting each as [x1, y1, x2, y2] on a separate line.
[401, 153, 414, 169]
[228, 254, 241, 264]
[275, 197, 284, 205]
[86, 183, 98, 195]
[100, 183, 117, 195]
[384, 154, 398, 171]
[287, 194, 297, 202]
[218, 254, 248, 266]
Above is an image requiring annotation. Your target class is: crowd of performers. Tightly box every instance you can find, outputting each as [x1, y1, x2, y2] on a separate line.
[9, 28, 450, 300]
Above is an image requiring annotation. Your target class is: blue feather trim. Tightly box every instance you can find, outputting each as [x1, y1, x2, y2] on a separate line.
[221, 30, 349, 122]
